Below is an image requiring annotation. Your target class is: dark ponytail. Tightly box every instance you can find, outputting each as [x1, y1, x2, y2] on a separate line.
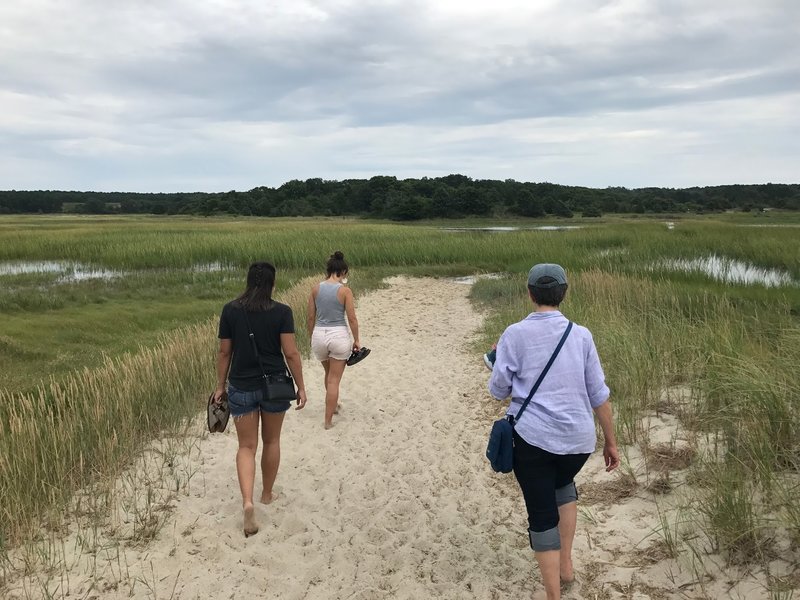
[236, 262, 276, 311]
[326, 251, 348, 277]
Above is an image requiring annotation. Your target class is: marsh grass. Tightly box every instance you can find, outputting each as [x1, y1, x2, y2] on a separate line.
[697, 461, 765, 562]
[651, 505, 684, 562]
[777, 476, 800, 548]
[1, 214, 799, 575]
[0, 320, 215, 551]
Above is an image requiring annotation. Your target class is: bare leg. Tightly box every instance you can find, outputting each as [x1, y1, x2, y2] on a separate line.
[534, 550, 561, 600]
[324, 359, 347, 429]
[321, 359, 330, 405]
[233, 411, 260, 537]
[557, 501, 577, 582]
[260, 411, 286, 504]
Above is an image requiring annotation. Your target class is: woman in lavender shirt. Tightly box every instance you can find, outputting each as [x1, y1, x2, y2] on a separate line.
[488, 263, 619, 600]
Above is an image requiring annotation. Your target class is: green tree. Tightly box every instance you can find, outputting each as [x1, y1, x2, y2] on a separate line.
[515, 189, 545, 217]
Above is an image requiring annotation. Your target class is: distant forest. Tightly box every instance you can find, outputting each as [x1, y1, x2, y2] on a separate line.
[2, 175, 799, 219]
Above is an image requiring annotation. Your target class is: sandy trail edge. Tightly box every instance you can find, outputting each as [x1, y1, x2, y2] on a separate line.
[4, 276, 790, 599]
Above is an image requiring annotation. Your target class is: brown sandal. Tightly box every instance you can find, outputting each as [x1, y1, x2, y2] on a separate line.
[207, 391, 230, 433]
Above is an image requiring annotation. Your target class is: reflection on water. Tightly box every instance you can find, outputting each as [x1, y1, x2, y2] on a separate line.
[191, 262, 232, 273]
[443, 226, 519, 233]
[0, 261, 64, 276]
[442, 226, 583, 232]
[596, 248, 629, 258]
[657, 255, 796, 287]
[0, 261, 239, 282]
[736, 224, 800, 228]
[533, 226, 583, 231]
[0, 261, 122, 282]
[450, 273, 506, 285]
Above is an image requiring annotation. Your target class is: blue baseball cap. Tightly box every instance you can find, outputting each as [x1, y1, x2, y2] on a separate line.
[527, 263, 568, 288]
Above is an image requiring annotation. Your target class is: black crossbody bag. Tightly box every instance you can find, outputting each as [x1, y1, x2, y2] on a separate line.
[486, 321, 573, 473]
[241, 308, 297, 402]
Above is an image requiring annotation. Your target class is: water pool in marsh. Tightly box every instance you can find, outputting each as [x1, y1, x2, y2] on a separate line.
[0, 261, 122, 282]
[0, 261, 238, 283]
[442, 226, 584, 232]
[655, 255, 797, 288]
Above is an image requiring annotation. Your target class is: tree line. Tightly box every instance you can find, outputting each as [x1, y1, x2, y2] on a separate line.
[2, 175, 798, 219]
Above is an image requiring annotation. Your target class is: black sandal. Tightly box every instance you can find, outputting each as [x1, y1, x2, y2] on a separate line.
[346, 347, 371, 366]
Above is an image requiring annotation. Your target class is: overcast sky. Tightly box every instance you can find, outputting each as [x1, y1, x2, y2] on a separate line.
[1, 0, 798, 192]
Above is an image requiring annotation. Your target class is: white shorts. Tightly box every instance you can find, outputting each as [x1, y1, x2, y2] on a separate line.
[311, 326, 352, 361]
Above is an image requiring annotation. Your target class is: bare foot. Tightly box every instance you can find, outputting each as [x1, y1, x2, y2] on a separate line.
[243, 504, 259, 537]
[260, 491, 279, 505]
[324, 421, 334, 430]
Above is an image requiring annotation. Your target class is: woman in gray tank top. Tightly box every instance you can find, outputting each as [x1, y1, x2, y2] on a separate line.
[307, 251, 362, 429]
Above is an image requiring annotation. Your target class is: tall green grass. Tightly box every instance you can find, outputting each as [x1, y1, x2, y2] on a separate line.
[3, 216, 796, 275]
[0, 321, 215, 548]
[1, 214, 799, 568]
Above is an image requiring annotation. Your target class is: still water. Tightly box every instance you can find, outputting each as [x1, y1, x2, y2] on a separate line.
[442, 226, 584, 232]
[0, 261, 122, 282]
[657, 255, 797, 288]
[0, 261, 238, 283]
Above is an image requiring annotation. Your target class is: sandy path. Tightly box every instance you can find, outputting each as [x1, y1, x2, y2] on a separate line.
[193, 275, 532, 600]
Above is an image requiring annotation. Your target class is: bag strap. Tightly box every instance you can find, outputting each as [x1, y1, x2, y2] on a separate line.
[241, 307, 271, 384]
[510, 321, 573, 426]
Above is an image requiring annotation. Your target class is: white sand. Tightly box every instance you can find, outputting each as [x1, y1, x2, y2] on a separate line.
[3, 276, 792, 599]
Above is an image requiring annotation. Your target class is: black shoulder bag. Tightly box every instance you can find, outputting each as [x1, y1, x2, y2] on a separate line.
[241, 308, 297, 402]
[486, 321, 573, 473]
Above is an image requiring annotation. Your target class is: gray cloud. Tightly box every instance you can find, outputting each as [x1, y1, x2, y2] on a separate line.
[1, 0, 798, 191]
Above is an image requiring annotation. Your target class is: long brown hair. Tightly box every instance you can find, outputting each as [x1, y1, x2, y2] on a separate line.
[235, 262, 276, 311]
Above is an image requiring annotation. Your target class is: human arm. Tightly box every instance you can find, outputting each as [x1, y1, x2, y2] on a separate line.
[280, 333, 307, 410]
[343, 288, 360, 351]
[487, 331, 514, 399]
[593, 401, 619, 472]
[307, 287, 318, 337]
[582, 330, 617, 469]
[214, 338, 233, 402]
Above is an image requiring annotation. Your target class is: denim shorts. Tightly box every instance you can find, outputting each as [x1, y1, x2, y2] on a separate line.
[227, 383, 291, 417]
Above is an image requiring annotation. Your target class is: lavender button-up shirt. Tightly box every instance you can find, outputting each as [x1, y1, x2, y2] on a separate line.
[488, 311, 610, 455]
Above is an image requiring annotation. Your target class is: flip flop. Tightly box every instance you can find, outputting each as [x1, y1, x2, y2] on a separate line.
[346, 347, 371, 366]
[207, 391, 230, 433]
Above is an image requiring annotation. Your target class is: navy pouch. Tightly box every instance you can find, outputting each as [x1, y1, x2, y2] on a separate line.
[486, 416, 515, 473]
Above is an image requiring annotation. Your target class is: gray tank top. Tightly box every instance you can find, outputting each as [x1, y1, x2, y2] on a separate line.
[315, 282, 347, 327]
